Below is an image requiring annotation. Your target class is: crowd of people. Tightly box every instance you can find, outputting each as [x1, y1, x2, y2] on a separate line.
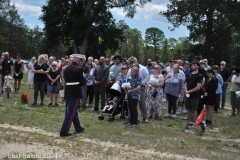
[0, 51, 240, 131]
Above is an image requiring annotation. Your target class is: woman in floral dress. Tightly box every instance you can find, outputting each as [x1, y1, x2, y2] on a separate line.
[145, 64, 164, 119]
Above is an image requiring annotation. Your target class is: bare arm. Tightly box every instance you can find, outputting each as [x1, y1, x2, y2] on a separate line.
[18, 63, 24, 74]
[127, 85, 141, 94]
[156, 74, 164, 87]
[186, 83, 202, 94]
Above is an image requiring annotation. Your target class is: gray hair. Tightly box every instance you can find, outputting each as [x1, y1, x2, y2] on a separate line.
[221, 61, 226, 65]
[88, 56, 93, 61]
[128, 56, 137, 62]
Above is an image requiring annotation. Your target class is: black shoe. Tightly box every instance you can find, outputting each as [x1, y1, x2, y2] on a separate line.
[40, 102, 44, 106]
[32, 102, 37, 106]
[75, 128, 85, 134]
[48, 102, 53, 106]
[55, 103, 59, 106]
[60, 133, 72, 137]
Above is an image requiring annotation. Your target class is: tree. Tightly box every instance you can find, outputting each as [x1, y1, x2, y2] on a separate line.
[145, 27, 164, 61]
[0, 1, 28, 58]
[161, 0, 240, 62]
[120, 28, 143, 61]
[41, 0, 151, 55]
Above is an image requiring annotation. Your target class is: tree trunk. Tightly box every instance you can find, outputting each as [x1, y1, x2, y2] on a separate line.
[204, 7, 214, 59]
[79, 34, 88, 55]
[73, 41, 78, 54]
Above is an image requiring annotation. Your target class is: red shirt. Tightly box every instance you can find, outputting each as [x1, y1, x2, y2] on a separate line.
[59, 63, 65, 72]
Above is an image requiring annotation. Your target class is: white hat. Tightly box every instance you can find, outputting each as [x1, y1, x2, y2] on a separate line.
[80, 54, 86, 60]
[72, 54, 82, 58]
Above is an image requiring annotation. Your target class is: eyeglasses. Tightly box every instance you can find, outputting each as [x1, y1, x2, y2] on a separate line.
[41, 58, 44, 60]
[52, 65, 56, 67]
[122, 68, 127, 70]
[220, 64, 224, 65]
[154, 68, 158, 69]
[130, 61, 134, 64]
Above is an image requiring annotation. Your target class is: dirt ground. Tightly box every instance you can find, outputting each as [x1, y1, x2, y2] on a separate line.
[0, 124, 207, 160]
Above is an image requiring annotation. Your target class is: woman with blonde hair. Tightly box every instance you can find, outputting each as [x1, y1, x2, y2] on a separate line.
[31, 54, 50, 106]
[145, 65, 164, 119]
[126, 66, 142, 127]
[28, 57, 36, 89]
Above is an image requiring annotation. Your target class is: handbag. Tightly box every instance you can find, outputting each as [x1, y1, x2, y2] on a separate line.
[57, 81, 64, 90]
[152, 88, 158, 98]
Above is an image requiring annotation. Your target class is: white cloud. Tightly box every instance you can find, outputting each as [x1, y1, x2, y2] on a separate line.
[110, 2, 168, 24]
[13, 3, 42, 17]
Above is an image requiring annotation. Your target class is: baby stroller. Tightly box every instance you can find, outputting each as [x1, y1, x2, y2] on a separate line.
[98, 82, 123, 121]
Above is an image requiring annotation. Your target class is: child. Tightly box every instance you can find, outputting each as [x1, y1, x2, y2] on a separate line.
[102, 96, 119, 112]
[3, 73, 13, 93]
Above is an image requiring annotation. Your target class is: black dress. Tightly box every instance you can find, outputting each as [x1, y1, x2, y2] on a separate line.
[203, 77, 218, 105]
[13, 61, 23, 79]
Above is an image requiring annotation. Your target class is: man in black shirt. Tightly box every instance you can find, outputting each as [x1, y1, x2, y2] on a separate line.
[219, 61, 231, 109]
[1, 52, 13, 87]
[185, 61, 203, 129]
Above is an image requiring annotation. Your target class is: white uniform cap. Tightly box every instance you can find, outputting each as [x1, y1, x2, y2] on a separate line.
[80, 54, 86, 60]
[72, 54, 82, 59]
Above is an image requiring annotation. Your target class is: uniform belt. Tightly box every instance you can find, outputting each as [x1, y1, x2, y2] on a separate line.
[66, 82, 80, 85]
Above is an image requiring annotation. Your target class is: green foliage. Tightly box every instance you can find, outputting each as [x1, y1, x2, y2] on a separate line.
[0, 3, 28, 58]
[161, 0, 240, 66]
[145, 27, 165, 62]
[119, 28, 144, 62]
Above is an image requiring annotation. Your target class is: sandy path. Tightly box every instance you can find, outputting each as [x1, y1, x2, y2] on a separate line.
[0, 124, 206, 160]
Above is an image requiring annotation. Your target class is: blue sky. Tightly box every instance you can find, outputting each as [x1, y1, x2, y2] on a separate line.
[12, 0, 189, 39]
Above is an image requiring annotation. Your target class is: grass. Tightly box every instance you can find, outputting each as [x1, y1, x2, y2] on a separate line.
[0, 74, 240, 160]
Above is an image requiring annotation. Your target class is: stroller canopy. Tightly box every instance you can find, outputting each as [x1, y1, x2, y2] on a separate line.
[110, 83, 122, 97]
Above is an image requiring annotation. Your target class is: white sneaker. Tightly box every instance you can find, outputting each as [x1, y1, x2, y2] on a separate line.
[176, 107, 182, 115]
[182, 108, 187, 113]
[171, 114, 176, 118]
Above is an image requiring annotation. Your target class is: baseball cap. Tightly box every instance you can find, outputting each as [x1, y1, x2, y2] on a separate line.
[184, 61, 190, 65]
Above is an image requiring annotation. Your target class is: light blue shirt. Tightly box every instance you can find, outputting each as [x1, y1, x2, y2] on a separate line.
[127, 64, 150, 85]
[215, 73, 223, 94]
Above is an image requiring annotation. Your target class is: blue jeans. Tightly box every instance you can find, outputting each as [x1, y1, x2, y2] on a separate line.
[60, 97, 84, 134]
[221, 83, 228, 107]
[166, 94, 178, 114]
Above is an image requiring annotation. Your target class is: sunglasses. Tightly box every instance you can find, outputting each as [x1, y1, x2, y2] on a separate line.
[130, 61, 134, 64]
[154, 67, 158, 69]
[52, 65, 56, 67]
[122, 68, 127, 70]
[41, 58, 44, 60]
